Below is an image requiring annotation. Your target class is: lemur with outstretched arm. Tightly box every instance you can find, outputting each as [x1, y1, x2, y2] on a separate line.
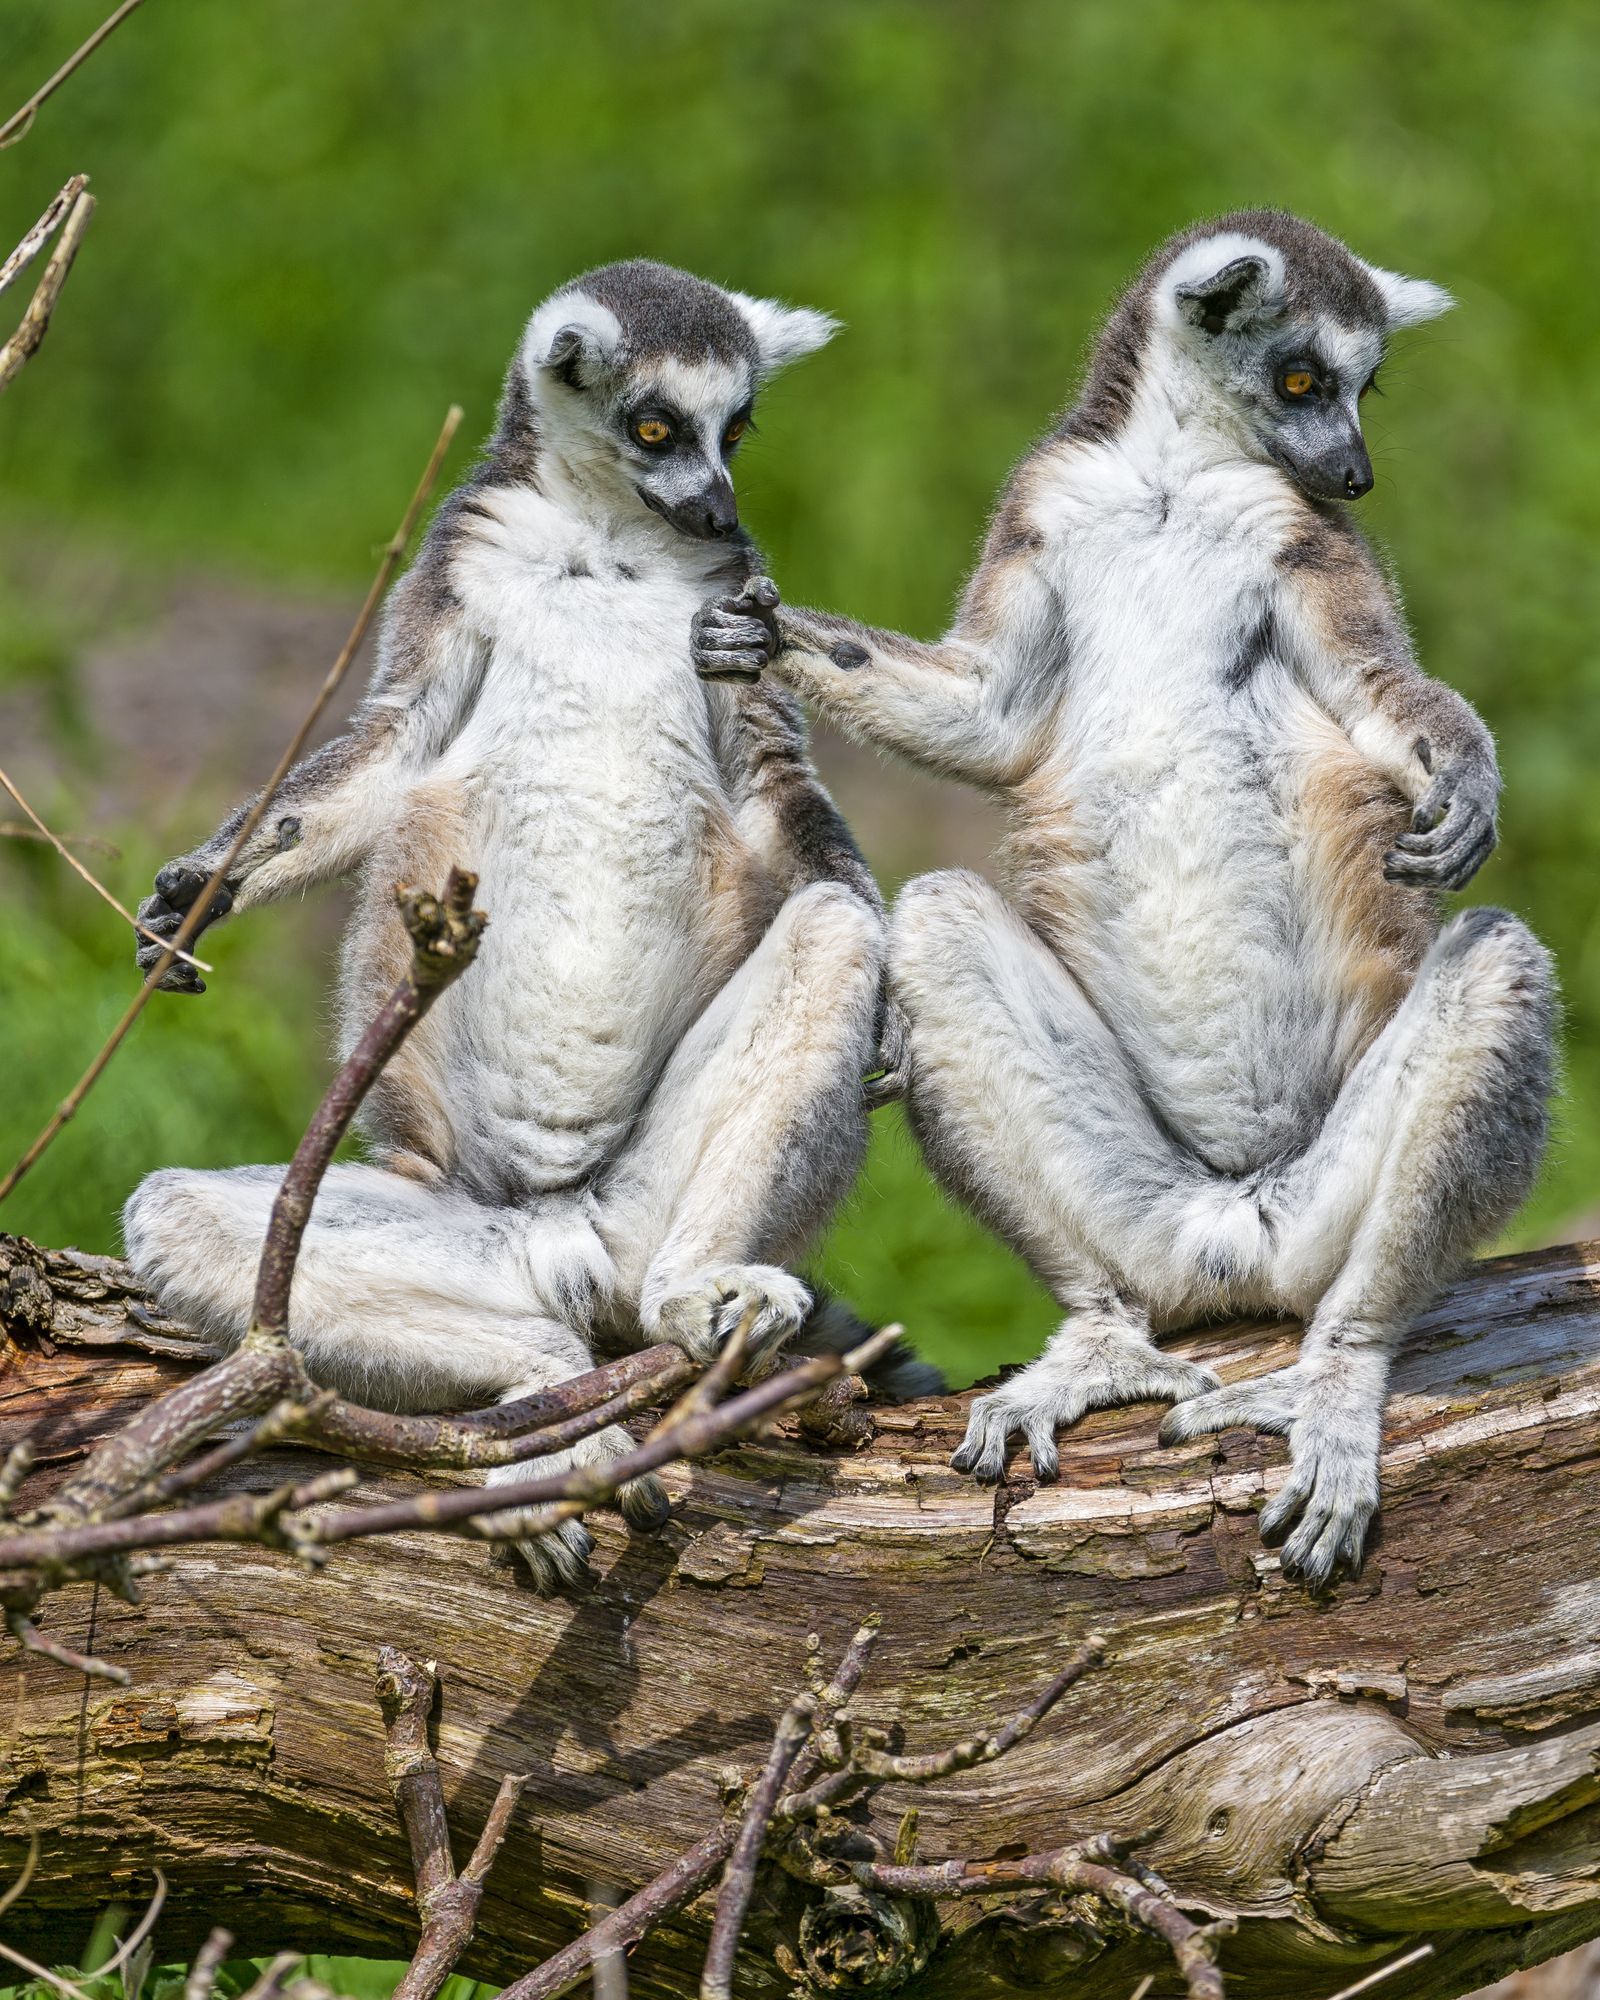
[125, 260, 935, 1594]
[693, 213, 1555, 1587]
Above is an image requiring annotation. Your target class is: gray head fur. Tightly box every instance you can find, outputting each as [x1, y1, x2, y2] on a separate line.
[1063, 209, 1451, 502]
[495, 259, 837, 540]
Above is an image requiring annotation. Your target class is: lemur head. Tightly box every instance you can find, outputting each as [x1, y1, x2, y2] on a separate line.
[514, 260, 837, 539]
[1143, 211, 1451, 501]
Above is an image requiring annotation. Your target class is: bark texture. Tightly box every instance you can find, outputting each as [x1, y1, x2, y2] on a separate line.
[3, 1235, 1600, 2000]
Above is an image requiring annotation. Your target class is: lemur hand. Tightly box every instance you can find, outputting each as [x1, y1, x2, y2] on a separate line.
[692, 574, 780, 683]
[1384, 764, 1497, 892]
[134, 859, 235, 993]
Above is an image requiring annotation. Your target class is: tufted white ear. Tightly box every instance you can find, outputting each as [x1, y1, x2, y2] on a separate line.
[728, 291, 841, 375]
[521, 289, 623, 389]
[1165, 234, 1286, 336]
[1366, 265, 1454, 330]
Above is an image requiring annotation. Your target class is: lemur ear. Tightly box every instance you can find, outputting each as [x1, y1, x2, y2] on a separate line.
[522, 292, 622, 390]
[728, 291, 841, 376]
[1366, 265, 1454, 331]
[1172, 252, 1280, 336]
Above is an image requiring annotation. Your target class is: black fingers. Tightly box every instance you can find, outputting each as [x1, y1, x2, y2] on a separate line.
[133, 896, 206, 992]
[135, 862, 235, 991]
[1384, 804, 1497, 890]
[151, 860, 235, 924]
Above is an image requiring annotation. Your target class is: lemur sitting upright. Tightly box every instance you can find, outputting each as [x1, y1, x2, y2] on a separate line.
[694, 212, 1556, 1587]
[125, 259, 934, 1594]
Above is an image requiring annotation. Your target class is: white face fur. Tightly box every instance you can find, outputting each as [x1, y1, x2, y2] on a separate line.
[1150, 229, 1451, 502]
[514, 272, 838, 541]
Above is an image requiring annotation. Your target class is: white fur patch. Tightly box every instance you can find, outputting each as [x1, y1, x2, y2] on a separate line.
[1158, 231, 1286, 329]
[1365, 264, 1454, 330]
[520, 287, 623, 378]
[727, 290, 840, 374]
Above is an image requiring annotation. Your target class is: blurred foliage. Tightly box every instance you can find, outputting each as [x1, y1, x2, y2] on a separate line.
[0, 0, 1598, 1386]
[0, 1904, 494, 2000]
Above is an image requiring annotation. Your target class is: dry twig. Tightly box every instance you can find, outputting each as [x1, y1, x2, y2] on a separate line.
[701, 1692, 817, 2000]
[0, 183, 95, 395]
[0, 762, 211, 972]
[375, 1648, 528, 2000]
[0, 401, 463, 1205]
[0, 0, 149, 150]
[0, 821, 120, 857]
[0, 177, 88, 297]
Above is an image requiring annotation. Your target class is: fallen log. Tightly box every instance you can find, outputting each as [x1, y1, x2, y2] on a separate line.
[3, 1234, 1600, 1999]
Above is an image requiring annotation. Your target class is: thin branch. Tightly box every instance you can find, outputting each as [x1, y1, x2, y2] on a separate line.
[0, 1937, 96, 2000]
[504, 1619, 882, 2000]
[15, 863, 484, 1557]
[0, 1441, 34, 1518]
[853, 1848, 1225, 2000]
[375, 1648, 527, 2000]
[92, 1869, 168, 1986]
[0, 177, 88, 298]
[237, 1953, 305, 2000]
[0, 1833, 39, 1918]
[376, 1650, 455, 1902]
[0, 401, 463, 1206]
[0, 762, 211, 971]
[701, 1694, 818, 2000]
[303, 1326, 897, 1549]
[251, 870, 485, 1340]
[0, 1329, 893, 1574]
[182, 1928, 236, 2000]
[500, 1824, 738, 2000]
[1325, 1945, 1436, 2000]
[0, 820, 121, 857]
[0, 0, 149, 149]
[848, 1632, 1107, 1782]
[5, 1605, 129, 1683]
[0, 186, 95, 395]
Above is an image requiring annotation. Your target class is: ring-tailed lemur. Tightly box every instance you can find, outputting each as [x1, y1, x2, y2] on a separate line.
[693, 212, 1556, 1588]
[124, 259, 937, 1594]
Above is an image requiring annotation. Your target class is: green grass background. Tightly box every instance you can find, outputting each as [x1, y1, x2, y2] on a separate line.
[2, 0, 1598, 1400]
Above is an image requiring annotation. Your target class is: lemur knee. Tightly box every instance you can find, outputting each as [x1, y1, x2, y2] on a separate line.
[785, 880, 883, 973]
[890, 870, 996, 980]
[1432, 907, 1557, 1047]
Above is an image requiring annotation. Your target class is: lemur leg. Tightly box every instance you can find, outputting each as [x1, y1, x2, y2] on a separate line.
[890, 871, 1230, 1480]
[1163, 908, 1556, 1584]
[122, 1160, 660, 1595]
[598, 882, 880, 1369]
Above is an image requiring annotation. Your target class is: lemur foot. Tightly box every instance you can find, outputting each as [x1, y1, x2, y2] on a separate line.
[692, 575, 780, 682]
[953, 1336, 1221, 1484]
[492, 1423, 670, 1597]
[654, 1263, 811, 1369]
[1160, 1362, 1381, 1587]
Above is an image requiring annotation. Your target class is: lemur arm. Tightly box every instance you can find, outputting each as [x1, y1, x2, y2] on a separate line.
[1276, 515, 1500, 892]
[136, 589, 488, 991]
[715, 680, 881, 912]
[694, 546, 1064, 790]
[713, 679, 906, 1102]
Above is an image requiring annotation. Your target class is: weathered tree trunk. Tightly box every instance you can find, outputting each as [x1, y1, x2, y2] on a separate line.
[3, 1237, 1600, 1999]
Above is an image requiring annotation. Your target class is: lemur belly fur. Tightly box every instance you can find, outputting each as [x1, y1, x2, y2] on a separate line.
[359, 489, 769, 1201]
[1012, 449, 1418, 1177]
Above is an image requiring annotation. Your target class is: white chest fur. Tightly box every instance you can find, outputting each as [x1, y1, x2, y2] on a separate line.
[1022, 443, 1375, 1172]
[422, 491, 743, 1196]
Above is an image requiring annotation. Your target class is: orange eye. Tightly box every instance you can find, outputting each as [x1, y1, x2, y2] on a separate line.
[724, 419, 746, 447]
[634, 417, 671, 446]
[1281, 368, 1315, 398]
